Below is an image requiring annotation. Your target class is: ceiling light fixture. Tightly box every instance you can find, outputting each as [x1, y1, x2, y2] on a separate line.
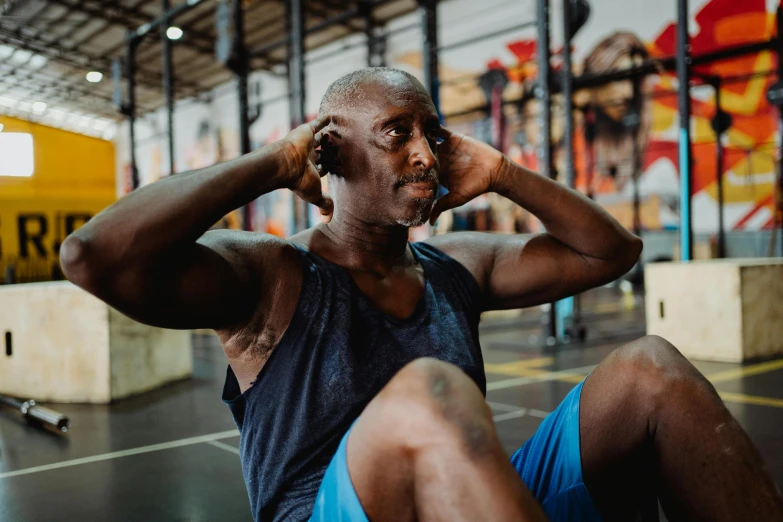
[86, 71, 103, 83]
[166, 26, 183, 40]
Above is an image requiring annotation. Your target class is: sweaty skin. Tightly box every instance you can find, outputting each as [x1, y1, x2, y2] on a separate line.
[60, 70, 783, 522]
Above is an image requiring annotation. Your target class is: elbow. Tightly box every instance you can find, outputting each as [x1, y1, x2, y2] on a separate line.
[60, 234, 95, 289]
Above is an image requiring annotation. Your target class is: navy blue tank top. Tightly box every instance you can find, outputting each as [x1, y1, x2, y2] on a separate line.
[222, 241, 485, 521]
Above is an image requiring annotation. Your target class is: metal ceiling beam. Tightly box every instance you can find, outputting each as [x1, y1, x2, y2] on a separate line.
[171, 7, 290, 81]
[0, 74, 121, 118]
[0, 25, 201, 95]
[0, 61, 155, 113]
[0, 59, 104, 107]
[44, 0, 216, 55]
[101, 1, 288, 101]
[1, 0, 152, 99]
[62, 0, 145, 53]
[248, 0, 396, 58]
[96, 0, 283, 89]
[0, 0, 98, 94]
[307, 3, 364, 33]
[130, 0, 285, 71]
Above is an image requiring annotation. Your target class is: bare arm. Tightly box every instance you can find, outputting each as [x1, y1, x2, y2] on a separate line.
[428, 129, 642, 310]
[60, 116, 332, 330]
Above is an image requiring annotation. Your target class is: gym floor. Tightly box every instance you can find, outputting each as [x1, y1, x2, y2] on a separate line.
[1, 288, 782, 522]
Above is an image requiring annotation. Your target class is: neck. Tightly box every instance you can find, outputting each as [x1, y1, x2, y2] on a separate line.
[319, 207, 410, 270]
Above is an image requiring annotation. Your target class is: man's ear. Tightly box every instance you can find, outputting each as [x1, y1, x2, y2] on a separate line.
[319, 133, 342, 176]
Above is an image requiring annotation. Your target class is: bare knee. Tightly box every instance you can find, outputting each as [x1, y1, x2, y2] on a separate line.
[617, 335, 696, 377]
[608, 335, 718, 413]
[374, 358, 495, 456]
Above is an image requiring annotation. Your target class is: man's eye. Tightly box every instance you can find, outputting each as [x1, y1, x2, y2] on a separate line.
[389, 127, 409, 137]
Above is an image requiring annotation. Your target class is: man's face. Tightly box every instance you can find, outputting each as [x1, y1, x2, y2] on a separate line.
[326, 78, 441, 227]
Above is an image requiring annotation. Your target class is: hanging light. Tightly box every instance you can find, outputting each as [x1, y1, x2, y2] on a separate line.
[166, 26, 183, 40]
[86, 71, 103, 83]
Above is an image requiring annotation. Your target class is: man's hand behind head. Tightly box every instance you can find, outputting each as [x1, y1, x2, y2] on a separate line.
[275, 115, 334, 221]
[430, 127, 506, 225]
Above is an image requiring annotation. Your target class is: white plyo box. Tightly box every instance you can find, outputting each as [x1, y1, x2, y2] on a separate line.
[0, 281, 192, 403]
[645, 259, 783, 363]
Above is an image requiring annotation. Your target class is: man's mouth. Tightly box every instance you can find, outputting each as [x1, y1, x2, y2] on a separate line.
[401, 180, 437, 199]
[396, 171, 439, 199]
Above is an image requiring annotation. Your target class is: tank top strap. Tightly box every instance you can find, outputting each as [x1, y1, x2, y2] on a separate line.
[410, 241, 483, 319]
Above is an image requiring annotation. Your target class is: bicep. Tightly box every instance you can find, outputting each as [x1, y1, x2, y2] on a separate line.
[97, 231, 279, 330]
[487, 233, 624, 310]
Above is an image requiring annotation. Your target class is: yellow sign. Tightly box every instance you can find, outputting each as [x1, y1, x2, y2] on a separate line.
[0, 115, 116, 283]
[0, 197, 114, 282]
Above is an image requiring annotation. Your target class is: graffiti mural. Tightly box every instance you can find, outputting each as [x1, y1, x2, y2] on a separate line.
[461, 0, 779, 234]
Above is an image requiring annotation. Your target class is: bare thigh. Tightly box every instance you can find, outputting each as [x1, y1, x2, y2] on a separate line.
[345, 358, 546, 522]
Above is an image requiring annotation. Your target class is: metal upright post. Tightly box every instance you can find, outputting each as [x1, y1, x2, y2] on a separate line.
[764, 9, 783, 256]
[125, 33, 139, 191]
[162, 0, 175, 175]
[711, 78, 728, 258]
[289, 0, 306, 128]
[362, 0, 384, 67]
[676, 0, 693, 260]
[628, 72, 642, 237]
[537, 0, 556, 342]
[418, 0, 440, 116]
[232, 0, 252, 230]
[537, 0, 553, 181]
[288, 0, 308, 231]
[233, 0, 250, 157]
[561, 0, 575, 190]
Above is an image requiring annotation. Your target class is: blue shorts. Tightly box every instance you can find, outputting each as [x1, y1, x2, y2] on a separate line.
[310, 379, 602, 522]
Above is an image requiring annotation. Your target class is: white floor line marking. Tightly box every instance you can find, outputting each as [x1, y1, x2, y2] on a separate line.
[1, 363, 597, 480]
[493, 409, 529, 422]
[487, 401, 523, 412]
[486, 364, 596, 391]
[206, 440, 241, 456]
[0, 429, 240, 480]
[527, 409, 551, 419]
[492, 407, 552, 423]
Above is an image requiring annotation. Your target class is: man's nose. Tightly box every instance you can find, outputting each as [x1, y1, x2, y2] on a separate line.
[408, 135, 437, 171]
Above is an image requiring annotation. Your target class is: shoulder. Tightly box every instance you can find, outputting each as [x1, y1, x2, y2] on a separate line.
[424, 231, 502, 258]
[198, 228, 292, 253]
[198, 229, 301, 275]
[423, 232, 504, 290]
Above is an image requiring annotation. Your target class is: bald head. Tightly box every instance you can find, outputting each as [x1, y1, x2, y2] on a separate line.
[319, 67, 430, 116]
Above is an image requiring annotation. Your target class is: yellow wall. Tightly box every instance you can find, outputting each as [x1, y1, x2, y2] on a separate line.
[0, 116, 116, 282]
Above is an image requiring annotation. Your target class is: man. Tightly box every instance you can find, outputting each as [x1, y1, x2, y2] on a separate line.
[61, 68, 783, 522]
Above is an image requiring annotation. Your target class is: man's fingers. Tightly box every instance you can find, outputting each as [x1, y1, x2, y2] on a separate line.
[429, 191, 465, 226]
[308, 114, 332, 134]
[437, 126, 453, 140]
[309, 147, 320, 168]
[295, 164, 334, 218]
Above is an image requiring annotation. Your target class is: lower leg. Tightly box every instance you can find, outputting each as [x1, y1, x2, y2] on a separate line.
[348, 358, 545, 522]
[580, 335, 783, 521]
